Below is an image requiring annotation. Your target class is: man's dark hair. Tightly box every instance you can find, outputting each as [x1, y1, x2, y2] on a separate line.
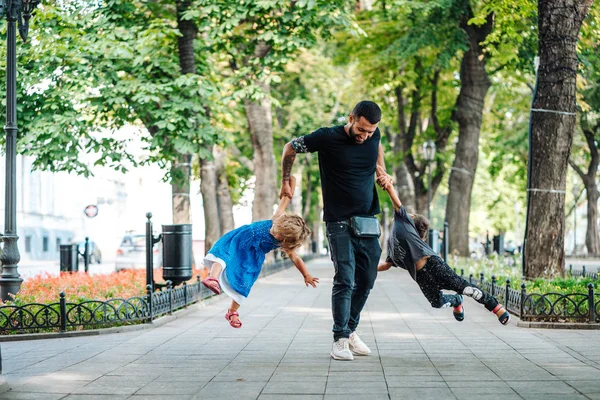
[351, 101, 381, 124]
[412, 214, 430, 241]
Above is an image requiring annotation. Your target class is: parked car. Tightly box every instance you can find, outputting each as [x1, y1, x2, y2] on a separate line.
[115, 233, 162, 272]
[77, 240, 102, 264]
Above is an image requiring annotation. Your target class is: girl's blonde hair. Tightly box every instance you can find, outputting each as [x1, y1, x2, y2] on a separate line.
[272, 214, 311, 252]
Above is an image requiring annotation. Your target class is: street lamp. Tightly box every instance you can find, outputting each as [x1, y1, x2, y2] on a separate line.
[573, 183, 579, 256]
[0, 0, 40, 301]
[423, 140, 436, 221]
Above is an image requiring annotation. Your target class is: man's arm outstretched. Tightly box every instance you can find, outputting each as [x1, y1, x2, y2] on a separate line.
[280, 142, 297, 199]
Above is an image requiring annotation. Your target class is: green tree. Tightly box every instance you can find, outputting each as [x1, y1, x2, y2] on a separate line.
[203, 0, 353, 221]
[84, 0, 219, 224]
[271, 48, 357, 250]
[524, 0, 594, 278]
[334, 5, 458, 220]
[568, 3, 600, 256]
[0, 2, 135, 176]
[1, 1, 220, 225]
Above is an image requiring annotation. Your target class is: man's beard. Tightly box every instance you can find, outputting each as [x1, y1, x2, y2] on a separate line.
[349, 123, 362, 144]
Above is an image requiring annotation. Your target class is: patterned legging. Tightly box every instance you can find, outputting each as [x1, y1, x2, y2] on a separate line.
[416, 256, 498, 311]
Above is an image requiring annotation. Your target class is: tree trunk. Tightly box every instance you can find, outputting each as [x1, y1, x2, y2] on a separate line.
[215, 148, 235, 234]
[445, 8, 492, 256]
[171, 0, 198, 224]
[201, 157, 220, 254]
[570, 121, 600, 256]
[394, 163, 416, 212]
[585, 182, 599, 256]
[392, 87, 416, 211]
[245, 79, 277, 222]
[303, 163, 313, 220]
[415, 191, 428, 216]
[524, 0, 591, 278]
[171, 154, 191, 224]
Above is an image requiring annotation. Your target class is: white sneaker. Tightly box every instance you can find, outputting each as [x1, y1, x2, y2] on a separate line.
[348, 332, 371, 356]
[330, 338, 354, 361]
[463, 286, 483, 301]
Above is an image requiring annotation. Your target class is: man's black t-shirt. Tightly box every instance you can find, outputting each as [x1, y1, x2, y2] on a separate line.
[386, 206, 437, 281]
[291, 125, 380, 222]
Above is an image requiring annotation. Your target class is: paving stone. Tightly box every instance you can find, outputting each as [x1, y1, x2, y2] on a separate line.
[60, 395, 130, 400]
[325, 380, 389, 394]
[389, 387, 457, 400]
[508, 380, 581, 395]
[0, 392, 66, 400]
[135, 380, 207, 395]
[258, 396, 322, 400]
[262, 380, 326, 395]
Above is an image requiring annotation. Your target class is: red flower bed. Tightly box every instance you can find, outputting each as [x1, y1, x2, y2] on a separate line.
[4, 268, 209, 305]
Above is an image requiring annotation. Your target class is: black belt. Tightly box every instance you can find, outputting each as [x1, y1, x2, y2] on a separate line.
[330, 217, 375, 225]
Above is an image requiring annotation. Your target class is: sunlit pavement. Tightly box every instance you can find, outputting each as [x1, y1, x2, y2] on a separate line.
[2, 257, 600, 399]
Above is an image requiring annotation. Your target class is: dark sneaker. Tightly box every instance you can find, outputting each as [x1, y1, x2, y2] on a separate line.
[453, 295, 464, 322]
[493, 304, 510, 325]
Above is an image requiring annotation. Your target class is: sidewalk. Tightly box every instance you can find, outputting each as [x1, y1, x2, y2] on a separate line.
[1, 257, 600, 399]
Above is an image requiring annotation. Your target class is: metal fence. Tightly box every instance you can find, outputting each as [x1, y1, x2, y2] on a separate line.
[457, 270, 600, 323]
[0, 254, 319, 334]
[567, 264, 599, 280]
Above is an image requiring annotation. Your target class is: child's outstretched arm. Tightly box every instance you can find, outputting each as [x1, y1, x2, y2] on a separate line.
[378, 261, 393, 272]
[273, 176, 296, 220]
[287, 250, 319, 288]
[376, 165, 402, 211]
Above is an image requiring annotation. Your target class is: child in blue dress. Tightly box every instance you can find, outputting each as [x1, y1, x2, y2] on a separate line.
[201, 177, 318, 328]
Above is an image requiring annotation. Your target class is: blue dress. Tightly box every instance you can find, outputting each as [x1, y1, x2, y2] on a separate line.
[206, 220, 280, 298]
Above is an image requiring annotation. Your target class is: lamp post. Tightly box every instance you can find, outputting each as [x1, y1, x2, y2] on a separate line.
[0, 0, 40, 301]
[573, 183, 579, 256]
[423, 140, 436, 221]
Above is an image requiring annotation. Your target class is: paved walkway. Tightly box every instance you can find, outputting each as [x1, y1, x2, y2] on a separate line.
[2, 257, 600, 400]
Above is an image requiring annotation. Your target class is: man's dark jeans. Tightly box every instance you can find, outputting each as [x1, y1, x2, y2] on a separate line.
[326, 221, 381, 341]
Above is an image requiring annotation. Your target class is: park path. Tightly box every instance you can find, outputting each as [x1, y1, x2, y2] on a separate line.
[1, 257, 600, 399]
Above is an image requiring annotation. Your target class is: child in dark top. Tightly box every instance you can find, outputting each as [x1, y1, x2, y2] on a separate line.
[376, 166, 510, 325]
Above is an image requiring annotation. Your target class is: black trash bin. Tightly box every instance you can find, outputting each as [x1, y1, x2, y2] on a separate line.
[60, 244, 79, 273]
[493, 234, 504, 255]
[161, 224, 193, 286]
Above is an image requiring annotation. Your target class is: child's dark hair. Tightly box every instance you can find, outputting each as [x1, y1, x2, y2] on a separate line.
[412, 214, 430, 240]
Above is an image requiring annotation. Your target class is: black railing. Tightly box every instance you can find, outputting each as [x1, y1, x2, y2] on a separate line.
[458, 269, 600, 323]
[0, 255, 319, 334]
[568, 264, 599, 280]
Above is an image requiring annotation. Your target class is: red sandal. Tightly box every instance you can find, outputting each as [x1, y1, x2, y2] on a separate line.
[202, 277, 221, 295]
[225, 310, 242, 328]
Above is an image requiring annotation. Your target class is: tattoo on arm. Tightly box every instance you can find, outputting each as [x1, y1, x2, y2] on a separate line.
[282, 155, 295, 181]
